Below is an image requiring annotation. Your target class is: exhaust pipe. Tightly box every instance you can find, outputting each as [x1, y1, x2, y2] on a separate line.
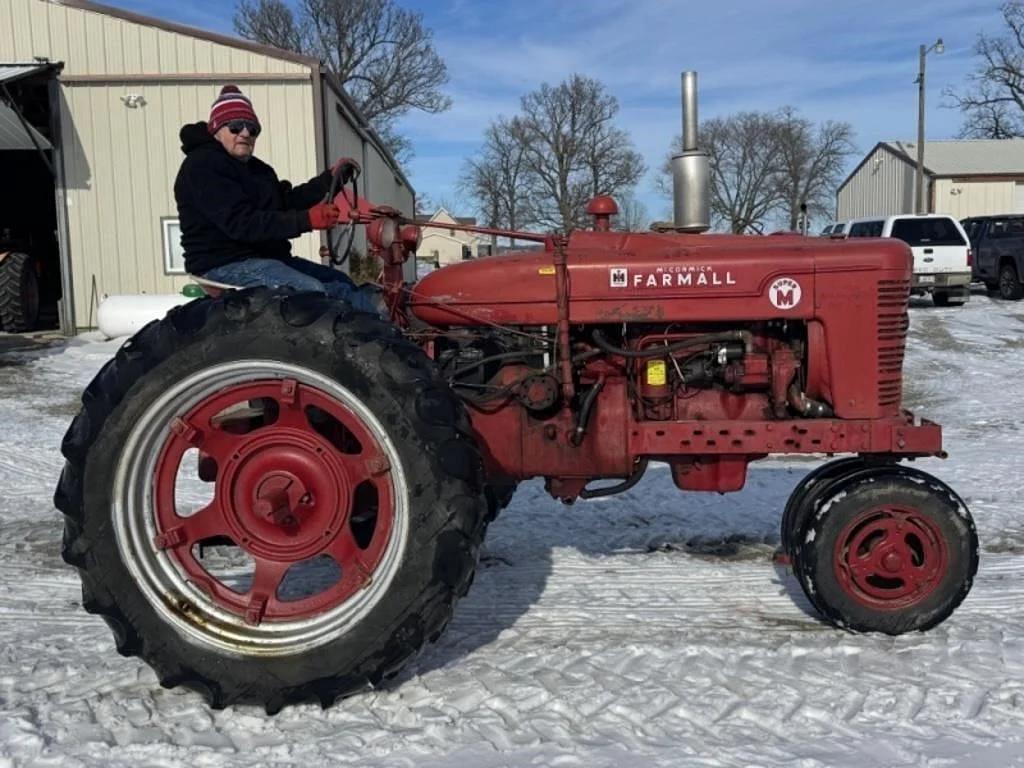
[671, 71, 710, 233]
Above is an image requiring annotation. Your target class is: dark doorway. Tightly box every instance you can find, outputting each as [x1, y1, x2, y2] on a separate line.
[0, 63, 64, 332]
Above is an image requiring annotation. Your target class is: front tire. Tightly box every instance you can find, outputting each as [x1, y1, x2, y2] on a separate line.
[792, 467, 978, 634]
[55, 289, 488, 711]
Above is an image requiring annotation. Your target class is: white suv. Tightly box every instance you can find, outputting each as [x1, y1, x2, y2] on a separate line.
[846, 214, 971, 306]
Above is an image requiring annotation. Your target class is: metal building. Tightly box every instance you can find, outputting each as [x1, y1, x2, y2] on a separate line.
[837, 140, 1024, 223]
[0, 0, 414, 333]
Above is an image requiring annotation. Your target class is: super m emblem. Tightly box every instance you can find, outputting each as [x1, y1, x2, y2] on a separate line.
[769, 277, 802, 309]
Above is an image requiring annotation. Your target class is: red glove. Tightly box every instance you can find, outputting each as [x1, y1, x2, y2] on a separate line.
[308, 202, 340, 230]
[331, 157, 361, 183]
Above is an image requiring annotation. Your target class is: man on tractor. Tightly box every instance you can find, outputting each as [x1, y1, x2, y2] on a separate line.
[174, 85, 381, 313]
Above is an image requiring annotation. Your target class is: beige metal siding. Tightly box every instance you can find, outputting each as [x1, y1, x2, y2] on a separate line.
[322, 93, 415, 278]
[933, 179, 1018, 219]
[60, 80, 318, 328]
[2, 0, 415, 327]
[837, 147, 917, 220]
[2, 0, 309, 76]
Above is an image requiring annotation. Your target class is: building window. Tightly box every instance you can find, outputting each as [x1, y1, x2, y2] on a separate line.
[449, 228, 456, 237]
[162, 217, 186, 274]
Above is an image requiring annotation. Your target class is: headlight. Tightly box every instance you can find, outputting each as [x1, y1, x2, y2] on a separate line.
[400, 225, 422, 252]
[368, 218, 397, 249]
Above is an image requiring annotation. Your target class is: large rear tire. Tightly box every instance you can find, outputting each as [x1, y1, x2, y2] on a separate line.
[55, 289, 488, 711]
[0, 251, 40, 332]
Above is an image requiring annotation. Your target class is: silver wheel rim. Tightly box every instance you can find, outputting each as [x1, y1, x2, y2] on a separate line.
[112, 360, 410, 657]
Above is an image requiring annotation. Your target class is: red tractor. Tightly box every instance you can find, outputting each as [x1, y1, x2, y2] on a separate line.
[56, 74, 977, 711]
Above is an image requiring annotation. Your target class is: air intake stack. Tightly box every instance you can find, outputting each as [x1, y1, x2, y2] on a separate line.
[671, 71, 711, 233]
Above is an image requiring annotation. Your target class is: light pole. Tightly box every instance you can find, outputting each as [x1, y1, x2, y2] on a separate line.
[915, 38, 944, 214]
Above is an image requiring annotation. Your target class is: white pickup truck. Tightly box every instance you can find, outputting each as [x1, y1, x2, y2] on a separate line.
[844, 214, 972, 307]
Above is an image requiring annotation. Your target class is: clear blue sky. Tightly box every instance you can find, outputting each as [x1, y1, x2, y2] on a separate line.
[112, 0, 1002, 221]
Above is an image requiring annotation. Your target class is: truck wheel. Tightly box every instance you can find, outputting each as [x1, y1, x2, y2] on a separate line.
[932, 291, 950, 307]
[55, 289, 488, 711]
[999, 263, 1024, 300]
[0, 251, 40, 332]
[780, 456, 865, 556]
[792, 467, 978, 634]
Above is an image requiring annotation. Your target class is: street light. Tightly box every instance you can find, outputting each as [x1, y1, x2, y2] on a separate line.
[915, 38, 944, 214]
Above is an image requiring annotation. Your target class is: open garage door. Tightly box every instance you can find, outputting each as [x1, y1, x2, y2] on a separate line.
[0, 61, 68, 333]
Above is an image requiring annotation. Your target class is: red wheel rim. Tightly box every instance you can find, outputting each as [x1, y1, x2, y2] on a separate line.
[833, 506, 948, 611]
[152, 378, 395, 625]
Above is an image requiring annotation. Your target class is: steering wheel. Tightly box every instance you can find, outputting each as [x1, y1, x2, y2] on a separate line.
[324, 160, 360, 267]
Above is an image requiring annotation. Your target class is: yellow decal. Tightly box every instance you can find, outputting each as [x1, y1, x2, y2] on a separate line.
[538, 266, 556, 275]
[646, 360, 667, 386]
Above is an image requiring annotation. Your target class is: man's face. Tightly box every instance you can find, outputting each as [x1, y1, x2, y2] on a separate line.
[215, 121, 258, 161]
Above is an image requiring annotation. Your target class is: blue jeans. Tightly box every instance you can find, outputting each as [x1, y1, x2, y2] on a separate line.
[202, 258, 380, 315]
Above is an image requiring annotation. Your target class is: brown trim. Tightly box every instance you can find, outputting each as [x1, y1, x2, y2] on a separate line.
[935, 173, 1024, 182]
[61, 72, 312, 84]
[49, 0, 320, 67]
[311, 68, 327, 261]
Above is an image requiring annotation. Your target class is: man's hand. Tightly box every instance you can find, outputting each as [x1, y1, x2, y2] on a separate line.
[308, 202, 341, 230]
[331, 157, 361, 184]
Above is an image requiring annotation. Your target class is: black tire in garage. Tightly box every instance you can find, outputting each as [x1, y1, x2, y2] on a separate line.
[55, 288, 489, 711]
[0, 251, 40, 332]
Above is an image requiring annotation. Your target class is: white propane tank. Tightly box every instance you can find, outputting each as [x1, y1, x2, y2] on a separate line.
[97, 294, 195, 339]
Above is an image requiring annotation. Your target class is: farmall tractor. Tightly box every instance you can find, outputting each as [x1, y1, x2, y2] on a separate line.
[56, 74, 978, 711]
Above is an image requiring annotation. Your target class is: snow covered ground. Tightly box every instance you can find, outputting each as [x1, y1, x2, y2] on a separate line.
[1, 289, 1023, 767]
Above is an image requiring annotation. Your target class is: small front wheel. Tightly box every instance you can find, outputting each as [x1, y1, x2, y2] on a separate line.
[793, 468, 978, 634]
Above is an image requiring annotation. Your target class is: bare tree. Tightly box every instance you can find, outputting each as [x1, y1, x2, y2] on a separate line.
[660, 109, 853, 233]
[516, 75, 645, 233]
[948, 1, 1024, 138]
[235, 0, 450, 160]
[663, 113, 784, 234]
[459, 118, 535, 248]
[775, 108, 856, 231]
[613, 193, 650, 232]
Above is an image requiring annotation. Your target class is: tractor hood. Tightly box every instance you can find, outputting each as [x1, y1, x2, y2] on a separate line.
[409, 230, 912, 326]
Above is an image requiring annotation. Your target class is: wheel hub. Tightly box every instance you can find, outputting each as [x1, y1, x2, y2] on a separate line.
[149, 375, 398, 626]
[221, 435, 351, 562]
[834, 506, 948, 611]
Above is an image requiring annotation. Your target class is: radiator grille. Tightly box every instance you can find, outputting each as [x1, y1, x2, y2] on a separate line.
[877, 279, 910, 408]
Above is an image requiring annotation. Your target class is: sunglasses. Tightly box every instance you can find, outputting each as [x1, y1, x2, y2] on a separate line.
[226, 119, 261, 138]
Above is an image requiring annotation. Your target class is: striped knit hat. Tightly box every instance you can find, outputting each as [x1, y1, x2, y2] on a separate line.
[207, 85, 260, 135]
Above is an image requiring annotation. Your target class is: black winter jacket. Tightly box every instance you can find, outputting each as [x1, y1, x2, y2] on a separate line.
[174, 122, 331, 275]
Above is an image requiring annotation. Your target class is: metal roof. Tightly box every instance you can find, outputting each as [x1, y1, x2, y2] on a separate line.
[886, 139, 1024, 176]
[0, 100, 51, 151]
[0, 63, 55, 151]
[0, 62, 54, 86]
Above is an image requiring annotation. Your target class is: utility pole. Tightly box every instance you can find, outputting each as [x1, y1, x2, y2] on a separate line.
[915, 38, 944, 214]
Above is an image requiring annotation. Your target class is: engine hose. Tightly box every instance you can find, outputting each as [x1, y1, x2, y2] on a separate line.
[591, 329, 753, 358]
[787, 383, 834, 418]
[449, 349, 549, 379]
[579, 457, 650, 499]
[572, 375, 606, 445]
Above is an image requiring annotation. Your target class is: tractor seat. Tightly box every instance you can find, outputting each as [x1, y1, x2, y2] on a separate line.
[189, 274, 241, 298]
